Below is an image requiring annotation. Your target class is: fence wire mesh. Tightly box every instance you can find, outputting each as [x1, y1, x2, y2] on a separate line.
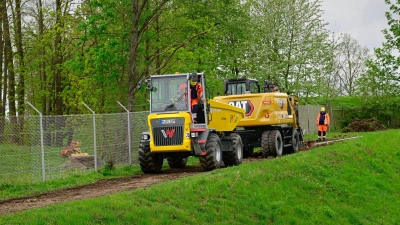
[0, 111, 149, 183]
[1, 103, 397, 183]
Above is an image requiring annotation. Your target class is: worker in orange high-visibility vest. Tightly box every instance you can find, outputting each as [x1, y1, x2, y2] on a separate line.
[177, 74, 204, 123]
[316, 107, 330, 142]
[188, 76, 203, 122]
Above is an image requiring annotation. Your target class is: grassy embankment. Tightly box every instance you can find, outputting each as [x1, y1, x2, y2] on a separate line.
[0, 132, 350, 199]
[0, 129, 399, 224]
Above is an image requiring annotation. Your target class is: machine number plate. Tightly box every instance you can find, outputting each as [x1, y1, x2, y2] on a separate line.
[160, 119, 176, 124]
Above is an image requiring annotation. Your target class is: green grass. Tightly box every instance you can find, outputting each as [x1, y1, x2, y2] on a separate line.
[0, 130, 399, 224]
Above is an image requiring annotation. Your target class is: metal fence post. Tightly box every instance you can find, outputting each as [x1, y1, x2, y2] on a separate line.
[306, 102, 310, 134]
[82, 102, 98, 172]
[27, 102, 46, 182]
[117, 101, 132, 165]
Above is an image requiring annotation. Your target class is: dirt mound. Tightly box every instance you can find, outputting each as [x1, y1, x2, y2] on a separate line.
[343, 118, 386, 132]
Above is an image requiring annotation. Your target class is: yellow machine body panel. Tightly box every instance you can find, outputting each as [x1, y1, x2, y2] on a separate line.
[208, 99, 245, 131]
[148, 112, 192, 153]
[147, 101, 244, 153]
[213, 92, 298, 128]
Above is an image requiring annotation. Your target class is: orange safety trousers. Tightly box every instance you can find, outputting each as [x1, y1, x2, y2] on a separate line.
[318, 125, 328, 132]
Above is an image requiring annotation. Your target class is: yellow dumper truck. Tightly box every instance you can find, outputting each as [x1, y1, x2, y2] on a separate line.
[138, 73, 245, 173]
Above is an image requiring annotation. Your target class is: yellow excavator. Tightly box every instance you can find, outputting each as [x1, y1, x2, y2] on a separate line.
[138, 72, 245, 173]
[213, 78, 304, 158]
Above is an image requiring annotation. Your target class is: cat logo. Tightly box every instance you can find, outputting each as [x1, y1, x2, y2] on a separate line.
[228, 100, 254, 116]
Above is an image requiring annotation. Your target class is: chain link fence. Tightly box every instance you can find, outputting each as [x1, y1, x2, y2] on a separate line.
[1, 103, 398, 183]
[0, 108, 149, 183]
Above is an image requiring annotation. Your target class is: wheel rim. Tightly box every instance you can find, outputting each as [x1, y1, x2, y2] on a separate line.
[237, 142, 243, 160]
[278, 137, 282, 149]
[293, 131, 299, 152]
[276, 132, 283, 156]
[215, 142, 221, 162]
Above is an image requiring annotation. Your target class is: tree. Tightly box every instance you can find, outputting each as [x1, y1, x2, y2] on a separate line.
[247, 0, 333, 97]
[358, 44, 400, 106]
[335, 33, 370, 96]
[127, 0, 221, 111]
[357, 0, 400, 106]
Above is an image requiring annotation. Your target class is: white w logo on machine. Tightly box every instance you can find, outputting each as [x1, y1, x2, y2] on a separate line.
[161, 129, 175, 138]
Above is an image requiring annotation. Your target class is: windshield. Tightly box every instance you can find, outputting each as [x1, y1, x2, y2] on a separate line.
[150, 75, 189, 113]
[227, 82, 247, 95]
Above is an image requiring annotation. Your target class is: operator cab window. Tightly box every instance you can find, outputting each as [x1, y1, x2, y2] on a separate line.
[227, 83, 246, 95]
[250, 82, 259, 93]
[150, 75, 189, 113]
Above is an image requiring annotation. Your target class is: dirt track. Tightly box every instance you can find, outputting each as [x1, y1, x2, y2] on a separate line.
[0, 166, 205, 215]
[0, 158, 270, 215]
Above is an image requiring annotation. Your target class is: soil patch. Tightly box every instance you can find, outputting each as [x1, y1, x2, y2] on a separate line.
[343, 118, 387, 132]
[0, 166, 204, 215]
[0, 158, 266, 215]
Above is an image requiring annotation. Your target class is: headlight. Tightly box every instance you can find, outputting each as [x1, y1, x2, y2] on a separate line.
[141, 134, 150, 140]
[190, 132, 198, 138]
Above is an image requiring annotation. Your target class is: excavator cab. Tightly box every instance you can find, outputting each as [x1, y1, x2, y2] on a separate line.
[224, 78, 260, 95]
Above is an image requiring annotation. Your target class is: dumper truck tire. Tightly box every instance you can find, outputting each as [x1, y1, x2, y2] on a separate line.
[269, 130, 283, 157]
[200, 133, 222, 171]
[261, 130, 271, 157]
[138, 145, 163, 173]
[291, 130, 300, 153]
[223, 133, 243, 166]
[167, 157, 188, 169]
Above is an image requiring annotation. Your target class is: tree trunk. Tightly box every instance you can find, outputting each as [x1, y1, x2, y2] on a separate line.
[15, 0, 25, 145]
[38, 0, 47, 115]
[0, 0, 4, 143]
[3, 1, 18, 143]
[128, 0, 140, 112]
[54, 0, 63, 115]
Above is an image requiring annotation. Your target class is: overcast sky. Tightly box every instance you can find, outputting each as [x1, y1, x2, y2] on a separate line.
[320, 0, 391, 50]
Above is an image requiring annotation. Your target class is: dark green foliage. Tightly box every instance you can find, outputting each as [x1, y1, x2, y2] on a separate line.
[336, 100, 400, 129]
[102, 158, 115, 176]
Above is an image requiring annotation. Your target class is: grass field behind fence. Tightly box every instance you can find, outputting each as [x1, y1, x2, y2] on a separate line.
[0, 129, 398, 224]
[0, 112, 148, 183]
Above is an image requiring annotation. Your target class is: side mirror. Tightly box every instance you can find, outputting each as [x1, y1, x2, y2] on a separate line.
[146, 82, 153, 91]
